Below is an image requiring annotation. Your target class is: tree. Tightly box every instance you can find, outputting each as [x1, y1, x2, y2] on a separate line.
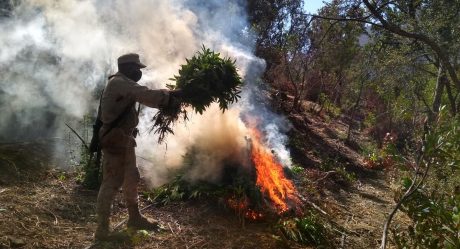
[309, 2, 460, 247]
[247, 0, 312, 111]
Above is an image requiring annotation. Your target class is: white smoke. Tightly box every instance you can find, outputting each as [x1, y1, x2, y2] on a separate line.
[1, 0, 292, 186]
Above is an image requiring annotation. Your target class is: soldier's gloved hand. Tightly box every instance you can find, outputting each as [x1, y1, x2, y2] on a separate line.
[171, 87, 196, 99]
[170, 89, 185, 98]
[166, 92, 182, 110]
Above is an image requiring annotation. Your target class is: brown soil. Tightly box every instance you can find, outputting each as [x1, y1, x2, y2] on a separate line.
[286, 104, 409, 248]
[0, 106, 408, 249]
[0, 172, 304, 249]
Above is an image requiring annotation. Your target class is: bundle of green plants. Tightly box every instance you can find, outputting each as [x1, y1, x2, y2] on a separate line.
[151, 46, 243, 143]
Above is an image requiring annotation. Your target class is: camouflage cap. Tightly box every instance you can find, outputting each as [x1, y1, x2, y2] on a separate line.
[117, 53, 146, 68]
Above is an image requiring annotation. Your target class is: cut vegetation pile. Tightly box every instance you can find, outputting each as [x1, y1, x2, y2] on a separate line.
[151, 46, 243, 143]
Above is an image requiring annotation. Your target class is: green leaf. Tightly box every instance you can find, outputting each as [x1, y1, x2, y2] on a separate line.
[150, 45, 243, 143]
[402, 177, 412, 189]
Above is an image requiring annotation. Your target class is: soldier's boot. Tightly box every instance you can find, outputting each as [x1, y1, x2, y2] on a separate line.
[126, 204, 160, 231]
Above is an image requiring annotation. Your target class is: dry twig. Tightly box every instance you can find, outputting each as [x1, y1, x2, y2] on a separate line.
[314, 170, 337, 183]
[167, 222, 175, 235]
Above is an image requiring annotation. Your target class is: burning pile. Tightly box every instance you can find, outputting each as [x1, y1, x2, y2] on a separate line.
[222, 127, 301, 220]
[145, 47, 299, 221]
[150, 122, 301, 220]
[220, 117, 302, 219]
[249, 129, 300, 214]
[226, 195, 264, 220]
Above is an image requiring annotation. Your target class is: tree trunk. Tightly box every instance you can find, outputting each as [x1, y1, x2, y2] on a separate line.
[442, 69, 457, 115]
[429, 66, 448, 126]
[347, 76, 365, 141]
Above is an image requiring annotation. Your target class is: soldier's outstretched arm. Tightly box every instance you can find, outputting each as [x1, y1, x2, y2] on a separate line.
[126, 83, 170, 109]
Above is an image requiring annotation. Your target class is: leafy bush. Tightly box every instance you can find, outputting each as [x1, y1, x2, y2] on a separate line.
[392, 111, 460, 248]
[363, 132, 401, 170]
[145, 170, 262, 208]
[69, 114, 101, 189]
[79, 144, 101, 189]
[145, 172, 223, 205]
[319, 157, 356, 185]
[393, 179, 460, 248]
[278, 212, 329, 246]
[290, 164, 304, 175]
[318, 93, 341, 118]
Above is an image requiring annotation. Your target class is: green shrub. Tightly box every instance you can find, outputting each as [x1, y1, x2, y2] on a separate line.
[393, 180, 460, 248]
[278, 212, 329, 246]
[319, 157, 356, 185]
[145, 170, 261, 207]
[290, 164, 304, 175]
[79, 115, 102, 189]
[392, 110, 460, 248]
[319, 93, 341, 118]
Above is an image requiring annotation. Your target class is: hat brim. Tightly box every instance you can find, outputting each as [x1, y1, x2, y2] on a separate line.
[136, 62, 147, 68]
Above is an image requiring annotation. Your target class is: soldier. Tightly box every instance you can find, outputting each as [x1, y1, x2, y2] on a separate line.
[95, 53, 182, 240]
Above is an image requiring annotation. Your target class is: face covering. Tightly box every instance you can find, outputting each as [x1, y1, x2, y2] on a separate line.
[127, 69, 142, 82]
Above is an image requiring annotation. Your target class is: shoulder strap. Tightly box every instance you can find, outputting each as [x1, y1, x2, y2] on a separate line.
[101, 102, 135, 139]
[99, 74, 137, 138]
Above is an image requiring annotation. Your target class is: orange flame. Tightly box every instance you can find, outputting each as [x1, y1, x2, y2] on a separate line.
[226, 195, 264, 220]
[250, 129, 299, 213]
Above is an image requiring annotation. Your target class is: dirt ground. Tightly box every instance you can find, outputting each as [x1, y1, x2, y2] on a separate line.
[287, 111, 409, 249]
[0, 172, 304, 249]
[0, 109, 408, 249]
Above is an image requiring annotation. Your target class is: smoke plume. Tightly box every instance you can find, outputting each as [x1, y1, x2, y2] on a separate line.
[1, 0, 292, 186]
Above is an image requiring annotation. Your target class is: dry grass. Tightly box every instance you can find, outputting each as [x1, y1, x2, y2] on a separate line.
[0, 166, 304, 249]
[0, 170, 97, 248]
[0, 109, 411, 248]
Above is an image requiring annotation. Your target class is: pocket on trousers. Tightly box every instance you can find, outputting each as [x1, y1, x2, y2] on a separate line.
[100, 127, 132, 150]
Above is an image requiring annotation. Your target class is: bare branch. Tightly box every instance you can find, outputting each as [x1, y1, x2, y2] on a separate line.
[362, 0, 460, 90]
[311, 14, 382, 28]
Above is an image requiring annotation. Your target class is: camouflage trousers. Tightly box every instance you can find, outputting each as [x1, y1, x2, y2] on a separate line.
[96, 146, 141, 228]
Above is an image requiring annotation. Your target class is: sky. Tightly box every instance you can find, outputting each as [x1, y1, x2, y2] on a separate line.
[303, 0, 330, 14]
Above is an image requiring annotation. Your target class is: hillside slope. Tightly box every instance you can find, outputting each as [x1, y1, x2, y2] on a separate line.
[0, 108, 405, 249]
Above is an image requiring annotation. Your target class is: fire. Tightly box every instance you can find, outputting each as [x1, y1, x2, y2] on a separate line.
[226, 195, 264, 220]
[250, 129, 299, 213]
[245, 209, 264, 220]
